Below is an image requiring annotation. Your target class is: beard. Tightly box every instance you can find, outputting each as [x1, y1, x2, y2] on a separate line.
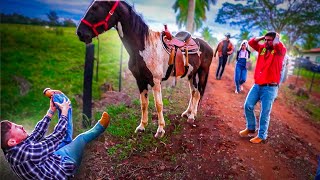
[266, 43, 273, 50]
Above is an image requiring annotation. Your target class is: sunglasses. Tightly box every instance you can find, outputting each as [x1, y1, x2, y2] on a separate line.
[264, 38, 273, 42]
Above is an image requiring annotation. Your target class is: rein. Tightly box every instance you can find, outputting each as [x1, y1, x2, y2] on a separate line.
[81, 0, 120, 36]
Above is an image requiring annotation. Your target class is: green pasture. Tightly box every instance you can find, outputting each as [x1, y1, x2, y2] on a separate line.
[0, 24, 127, 125]
[293, 68, 320, 93]
[291, 68, 320, 121]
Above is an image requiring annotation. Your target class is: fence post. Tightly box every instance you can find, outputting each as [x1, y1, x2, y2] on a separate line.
[309, 71, 316, 93]
[83, 44, 94, 128]
[119, 44, 123, 92]
[295, 62, 301, 86]
[95, 39, 100, 82]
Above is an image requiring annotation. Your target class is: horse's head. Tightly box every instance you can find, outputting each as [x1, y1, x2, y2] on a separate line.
[77, 0, 120, 44]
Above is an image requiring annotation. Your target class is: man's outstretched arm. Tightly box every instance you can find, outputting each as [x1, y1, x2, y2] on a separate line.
[28, 98, 56, 142]
[23, 99, 70, 163]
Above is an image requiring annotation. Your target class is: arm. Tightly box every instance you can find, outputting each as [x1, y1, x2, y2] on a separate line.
[25, 115, 68, 163]
[214, 42, 219, 57]
[273, 33, 287, 56]
[25, 99, 70, 162]
[247, 49, 251, 59]
[236, 51, 240, 61]
[248, 36, 264, 52]
[28, 98, 57, 142]
[227, 42, 234, 55]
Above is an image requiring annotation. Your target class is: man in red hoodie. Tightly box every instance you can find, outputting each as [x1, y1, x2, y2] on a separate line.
[239, 31, 286, 143]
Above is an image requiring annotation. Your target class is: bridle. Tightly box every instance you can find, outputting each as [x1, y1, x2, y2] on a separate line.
[81, 0, 120, 36]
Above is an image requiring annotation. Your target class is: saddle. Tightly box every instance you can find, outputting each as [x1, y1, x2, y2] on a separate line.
[161, 26, 200, 81]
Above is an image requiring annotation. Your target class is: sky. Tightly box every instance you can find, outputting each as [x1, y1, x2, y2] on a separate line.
[0, 0, 245, 42]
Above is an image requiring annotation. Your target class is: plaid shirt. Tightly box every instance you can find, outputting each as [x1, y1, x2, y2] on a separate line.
[3, 115, 75, 180]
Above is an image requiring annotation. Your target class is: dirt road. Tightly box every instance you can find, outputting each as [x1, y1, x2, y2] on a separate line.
[199, 60, 320, 179]
[75, 59, 320, 179]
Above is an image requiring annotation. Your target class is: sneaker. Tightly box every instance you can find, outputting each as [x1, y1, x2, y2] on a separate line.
[239, 128, 256, 137]
[235, 90, 239, 94]
[250, 136, 264, 144]
[240, 85, 244, 91]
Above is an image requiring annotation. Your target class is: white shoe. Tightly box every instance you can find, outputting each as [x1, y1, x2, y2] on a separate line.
[235, 90, 239, 94]
[240, 85, 244, 91]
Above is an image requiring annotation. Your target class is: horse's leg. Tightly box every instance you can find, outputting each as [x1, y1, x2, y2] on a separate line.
[187, 79, 201, 124]
[152, 78, 165, 138]
[188, 65, 210, 124]
[135, 89, 149, 133]
[182, 66, 200, 123]
[181, 79, 193, 118]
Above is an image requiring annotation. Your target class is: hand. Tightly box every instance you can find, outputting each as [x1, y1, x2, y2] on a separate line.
[273, 33, 280, 45]
[54, 98, 71, 116]
[255, 36, 265, 42]
[49, 97, 57, 113]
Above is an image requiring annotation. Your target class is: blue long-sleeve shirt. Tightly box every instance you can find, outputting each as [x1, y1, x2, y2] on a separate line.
[3, 115, 75, 180]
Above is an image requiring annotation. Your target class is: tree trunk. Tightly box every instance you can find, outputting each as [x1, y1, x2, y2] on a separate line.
[186, 0, 195, 34]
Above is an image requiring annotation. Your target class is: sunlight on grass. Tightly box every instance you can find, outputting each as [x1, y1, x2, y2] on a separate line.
[103, 104, 169, 160]
[1, 24, 128, 126]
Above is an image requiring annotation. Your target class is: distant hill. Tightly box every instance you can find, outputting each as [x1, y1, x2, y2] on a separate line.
[0, 13, 76, 27]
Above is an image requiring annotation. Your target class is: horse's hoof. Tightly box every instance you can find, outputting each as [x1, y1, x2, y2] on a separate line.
[187, 118, 195, 124]
[154, 131, 165, 138]
[181, 112, 189, 118]
[135, 127, 145, 133]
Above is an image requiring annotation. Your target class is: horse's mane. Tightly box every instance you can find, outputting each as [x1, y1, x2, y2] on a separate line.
[122, 1, 149, 41]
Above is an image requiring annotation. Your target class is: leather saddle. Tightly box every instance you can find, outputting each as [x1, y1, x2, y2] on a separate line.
[161, 29, 200, 81]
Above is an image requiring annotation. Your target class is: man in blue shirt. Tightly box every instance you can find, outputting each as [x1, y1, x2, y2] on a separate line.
[1, 90, 110, 179]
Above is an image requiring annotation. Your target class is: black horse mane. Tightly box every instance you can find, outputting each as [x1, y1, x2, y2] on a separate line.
[122, 1, 149, 41]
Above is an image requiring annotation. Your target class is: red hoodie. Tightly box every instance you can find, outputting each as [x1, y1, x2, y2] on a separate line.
[248, 38, 287, 85]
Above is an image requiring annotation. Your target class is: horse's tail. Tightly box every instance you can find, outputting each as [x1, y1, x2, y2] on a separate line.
[195, 38, 213, 101]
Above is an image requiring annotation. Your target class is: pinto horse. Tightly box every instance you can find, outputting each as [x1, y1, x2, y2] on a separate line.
[77, 0, 213, 138]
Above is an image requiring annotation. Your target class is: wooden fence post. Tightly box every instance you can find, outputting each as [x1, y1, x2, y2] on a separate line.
[309, 71, 316, 93]
[119, 44, 123, 92]
[83, 44, 94, 128]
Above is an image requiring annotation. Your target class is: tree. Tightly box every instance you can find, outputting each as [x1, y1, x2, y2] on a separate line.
[173, 0, 216, 33]
[215, 0, 320, 52]
[201, 26, 217, 46]
[302, 34, 320, 50]
[186, 0, 196, 32]
[47, 11, 59, 26]
[0, 13, 47, 25]
[236, 27, 252, 46]
[63, 19, 76, 27]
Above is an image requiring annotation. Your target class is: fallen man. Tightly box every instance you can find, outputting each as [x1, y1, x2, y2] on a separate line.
[1, 89, 110, 179]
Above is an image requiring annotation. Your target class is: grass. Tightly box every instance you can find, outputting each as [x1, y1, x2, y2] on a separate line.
[100, 97, 171, 160]
[0, 24, 128, 126]
[294, 67, 320, 93]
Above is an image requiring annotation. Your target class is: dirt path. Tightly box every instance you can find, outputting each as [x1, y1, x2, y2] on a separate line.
[75, 58, 320, 179]
[200, 59, 320, 179]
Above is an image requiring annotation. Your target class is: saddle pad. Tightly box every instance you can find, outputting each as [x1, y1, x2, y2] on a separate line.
[175, 49, 185, 77]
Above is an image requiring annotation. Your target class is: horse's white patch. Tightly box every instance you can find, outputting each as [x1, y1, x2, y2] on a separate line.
[116, 22, 124, 38]
[139, 31, 168, 79]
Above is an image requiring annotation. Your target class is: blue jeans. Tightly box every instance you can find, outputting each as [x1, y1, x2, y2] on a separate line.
[216, 55, 228, 78]
[316, 155, 320, 180]
[244, 84, 278, 139]
[52, 93, 73, 149]
[234, 58, 247, 92]
[54, 122, 105, 167]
